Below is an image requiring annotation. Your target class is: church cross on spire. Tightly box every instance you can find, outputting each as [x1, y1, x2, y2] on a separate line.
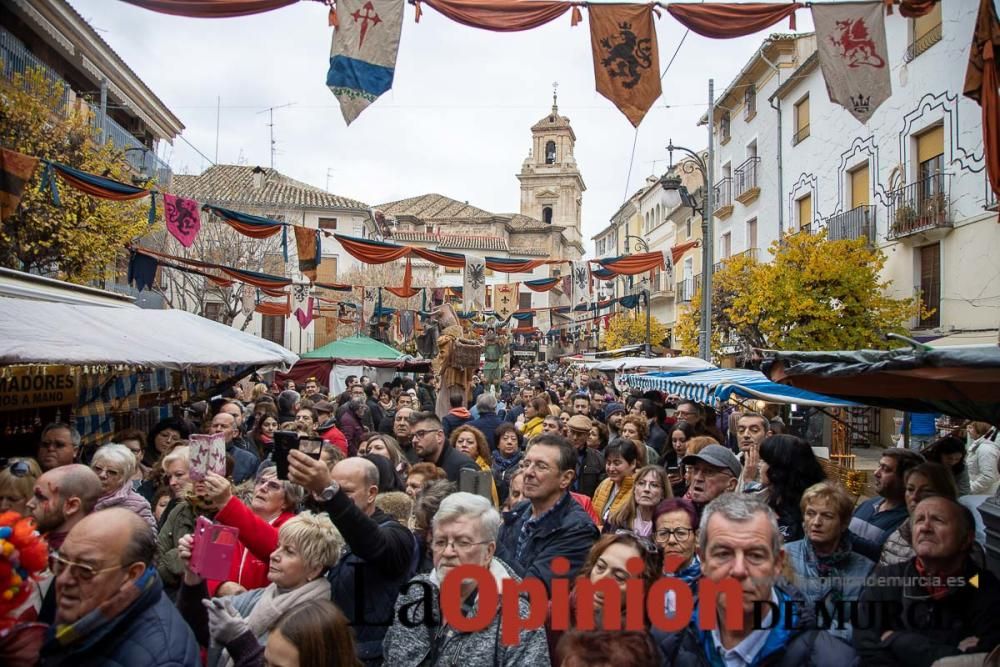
[552, 81, 559, 113]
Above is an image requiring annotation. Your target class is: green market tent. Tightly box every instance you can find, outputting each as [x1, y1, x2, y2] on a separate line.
[278, 335, 430, 393]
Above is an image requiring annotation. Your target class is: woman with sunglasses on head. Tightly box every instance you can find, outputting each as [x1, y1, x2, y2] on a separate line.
[91, 443, 157, 531]
[0, 457, 41, 516]
[199, 466, 304, 595]
[652, 497, 701, 618]
[546, 531, 663, 666]
[603, 465, 671, 538]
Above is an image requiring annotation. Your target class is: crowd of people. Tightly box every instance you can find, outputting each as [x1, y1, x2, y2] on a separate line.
[0, 363, 998, 666]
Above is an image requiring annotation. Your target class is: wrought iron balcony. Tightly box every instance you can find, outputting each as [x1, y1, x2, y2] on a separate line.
[826, 205, 876, 244]
[677, 275, 702, 303]
[649, 271, 675, 299]
[887, 173, 952, 240]
[734, 157, 761, 203]
[713, 177, 733, 218]
[904, 23, 942, 63]
[712, 247, 759, 274]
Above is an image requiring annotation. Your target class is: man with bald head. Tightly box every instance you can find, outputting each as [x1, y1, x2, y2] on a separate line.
[39, 508, 199, 666]
[27, 463, 102, 553]
[289, 449, 416, 666]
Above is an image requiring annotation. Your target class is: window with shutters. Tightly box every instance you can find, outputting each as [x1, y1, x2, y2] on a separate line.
[316, 256, 338, 284]
[721, 232, 731, 259]
[518, 292, 533, 329]
[793, 95, 810, 145]
[744, 85, 757, 121]
[916, 125, 945, 204]
[850, 164, 870, 209]
[720, 112, 731, 144]
[746, 218, 758, 250]
[261, 314, 286, 345]
[204, 302, 224, 322]
[918, 243, 941, 328]
[318, 217, 337, 230]
[796, 194, 813, 233]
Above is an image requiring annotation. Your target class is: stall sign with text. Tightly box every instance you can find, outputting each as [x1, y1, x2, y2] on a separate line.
[0, 366, 75, 411]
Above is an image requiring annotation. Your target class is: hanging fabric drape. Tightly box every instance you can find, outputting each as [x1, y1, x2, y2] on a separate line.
[256, 295, 292, 317]
[411, 246, 466, 268]
[46, 160, 149, 201]
[386, 257, 421, 298]
[896, 0, 939, 18]
[595, 250, 665, 276]
[665, 2, 801, 39]
[485, 257, 553, 273]
[120, 0, 303, 18]
[523, 277, 560, 292]
[964, 0, 1000, 201]
[204, 204, 286, 239]
[0, 148, 39, 222]
[671, 240, 700, 266]
[314, 281, 354, 292]
[334, 234, 412, 264]
[413, 0, 579, 31]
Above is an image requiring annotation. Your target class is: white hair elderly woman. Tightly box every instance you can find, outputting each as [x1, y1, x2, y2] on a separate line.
[384, 492, 550, 666]
[177, 511, 344, 667]
[91, 443, 156, 530]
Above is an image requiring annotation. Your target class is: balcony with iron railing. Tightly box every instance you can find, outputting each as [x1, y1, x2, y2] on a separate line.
[887, 173, 952, 240]
[649, 271, 675, 300]
[0, 26, 172, 188]
[904, 22, 942, 63]
[734, 157, 761, 204]
[713, 177, 733, 219]
[826, 205, 877, 244]
[677, 275, 702, 303]
[713, 247, 759, 273]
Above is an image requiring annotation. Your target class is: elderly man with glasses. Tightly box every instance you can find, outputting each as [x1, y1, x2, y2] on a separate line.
[408, 412, 479, 483]
[384, 492, 550, 665]
[39, 508, 199, 666]
[681, 444, 742, 521]
[36, 422, 81, 472]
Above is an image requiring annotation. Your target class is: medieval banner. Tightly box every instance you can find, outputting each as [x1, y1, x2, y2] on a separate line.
[589, 3, 661, 127]
[463, 256, 487, 312]
[294, 227, 320, 282]
[493, 283, 519, 321]
[812, 2, 890, 124]
[571, 261, 591, 307]
[326, 0, 404, 125]
[535, 308, 551, 336]
[163, 193, 201, 248]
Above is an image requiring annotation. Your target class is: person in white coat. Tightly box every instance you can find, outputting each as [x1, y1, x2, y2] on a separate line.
[966, 422, 1000, 495]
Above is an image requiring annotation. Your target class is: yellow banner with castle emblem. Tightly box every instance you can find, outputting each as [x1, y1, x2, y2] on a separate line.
[0, 365, 76, 411]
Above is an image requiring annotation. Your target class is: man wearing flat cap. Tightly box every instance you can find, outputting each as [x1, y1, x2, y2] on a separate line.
[565, 414, 605, 497]
[682, 444, 741, 520]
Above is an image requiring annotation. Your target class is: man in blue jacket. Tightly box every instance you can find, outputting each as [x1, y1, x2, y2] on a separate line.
[39, 508, 199, 667]
[468, 392, 503, 449]
[495, 433, 599, 592]
[656, 493, 857, 667]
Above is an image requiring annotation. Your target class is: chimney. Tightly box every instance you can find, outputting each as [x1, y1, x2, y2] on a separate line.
[251, 166, 265, 189]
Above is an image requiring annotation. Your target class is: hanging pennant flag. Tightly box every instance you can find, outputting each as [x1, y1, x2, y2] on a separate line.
[589, 3, 661, 127]
[463, 256, 487, 312]
[0, 148, 38, 222]
[126, 252, 158, 292]
[812, 2, 890, 124]
[295, 297, 316, 329]
[294, 227, 320, 281]
[326, 0, 404, 124]
[571, 261, 591, 307]
[361, 286, 377, 325]
[493, 283, 519, 321]
[163, 193, 201, 248]
[535, 308, 550, 336]
[241, 285, 256, 318]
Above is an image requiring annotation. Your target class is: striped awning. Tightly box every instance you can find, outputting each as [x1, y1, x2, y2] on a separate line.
[622, 368, 857, 407]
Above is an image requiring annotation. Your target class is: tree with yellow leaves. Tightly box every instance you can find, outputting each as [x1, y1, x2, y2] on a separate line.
[603, 310, 670, 351]
[0, 68, 152, 282]
[676, 230, 924, 364]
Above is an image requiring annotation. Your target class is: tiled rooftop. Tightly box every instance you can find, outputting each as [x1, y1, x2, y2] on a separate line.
[172, 165, 368, 210]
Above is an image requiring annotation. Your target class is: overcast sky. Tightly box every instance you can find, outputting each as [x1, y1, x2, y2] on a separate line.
[71, 0, 815, 255]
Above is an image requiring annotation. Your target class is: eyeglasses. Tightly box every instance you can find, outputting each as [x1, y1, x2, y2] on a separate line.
[689, 466, 731, 480]
[654, 527, 694, 542]
[92, 465, 123, 478]
[412, 429, 442, 440]
[50, 553, 125, 581]
[520, 459, 553, 474]
[257, 479, 283, 492]
[430, 537, 490, 552]
[614, 529, 660, 554]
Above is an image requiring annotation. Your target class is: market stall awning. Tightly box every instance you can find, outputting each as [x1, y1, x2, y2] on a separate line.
[622, 368, 858, 408]
[0, 297, 298, 370]
[585, 356, 715, 373]
[297, 334, 431, 371]
[762, 345, 1000, 423]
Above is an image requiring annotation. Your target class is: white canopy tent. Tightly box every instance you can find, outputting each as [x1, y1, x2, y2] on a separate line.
[0, 297, 298, 370]
[582, 356, 716, 372]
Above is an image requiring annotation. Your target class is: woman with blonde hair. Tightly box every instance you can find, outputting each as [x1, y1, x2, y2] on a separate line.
[0, 458, 41, 515]
[604, 465, 671, 537]
[178, 511, 344, 667]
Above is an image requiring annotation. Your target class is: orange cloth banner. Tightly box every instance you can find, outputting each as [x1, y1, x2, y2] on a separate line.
[415, 0, 575, 31]
[589, 3, 661, 127]
[964, 0, 1000, 202]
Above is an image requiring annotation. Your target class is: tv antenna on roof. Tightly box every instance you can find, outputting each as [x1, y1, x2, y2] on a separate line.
[256, 102, 296, 170]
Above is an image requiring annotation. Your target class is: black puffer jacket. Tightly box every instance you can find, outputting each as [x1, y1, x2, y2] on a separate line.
[654, 580, 859, 667]
[853, 557, 1000, 666]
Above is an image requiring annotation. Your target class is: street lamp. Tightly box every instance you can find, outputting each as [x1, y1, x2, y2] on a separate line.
[123, 146, 151, 185]
[662, 81, 716, 363]
[620, 235, 652, 358]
